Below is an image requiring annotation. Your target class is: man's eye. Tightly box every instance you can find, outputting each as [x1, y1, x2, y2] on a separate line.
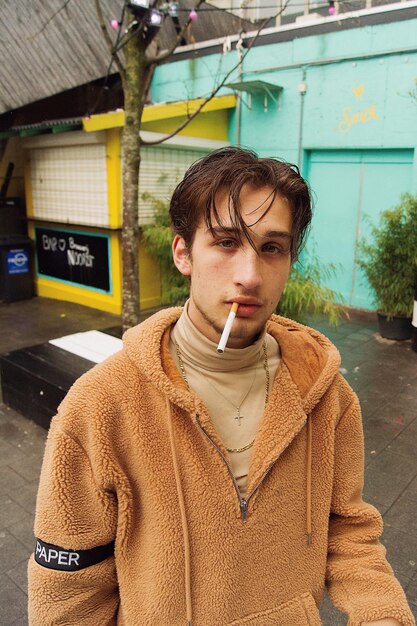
[263, 243, 284, 254]
[218, 239, 236, 249]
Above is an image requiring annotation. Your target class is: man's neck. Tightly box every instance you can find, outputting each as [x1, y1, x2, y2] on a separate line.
[171, 302, 267, 373]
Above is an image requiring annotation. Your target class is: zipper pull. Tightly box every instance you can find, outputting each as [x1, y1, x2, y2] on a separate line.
[240, 499, 248, 522]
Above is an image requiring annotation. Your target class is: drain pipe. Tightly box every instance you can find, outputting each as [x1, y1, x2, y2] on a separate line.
[297, 69, 307, 171]
[235, 32, 244, 146]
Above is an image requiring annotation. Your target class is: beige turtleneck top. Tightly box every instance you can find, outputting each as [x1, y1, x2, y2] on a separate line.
[169, 303, 280, 497]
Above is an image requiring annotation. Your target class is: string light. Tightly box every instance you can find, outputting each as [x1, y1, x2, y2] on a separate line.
[169, 1, 179, 16]
[158, 0, 361, 9]
[189, 9, 198, 19]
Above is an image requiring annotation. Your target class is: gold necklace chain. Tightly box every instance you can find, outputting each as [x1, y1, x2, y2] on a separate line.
[204, 362, 258, 426]
[174, 340, 270, 454]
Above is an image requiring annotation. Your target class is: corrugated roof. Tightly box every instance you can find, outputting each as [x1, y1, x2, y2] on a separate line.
[0, 0, 249, 115]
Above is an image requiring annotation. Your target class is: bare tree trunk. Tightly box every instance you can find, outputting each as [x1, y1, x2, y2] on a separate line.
[121, 27, 147, 330]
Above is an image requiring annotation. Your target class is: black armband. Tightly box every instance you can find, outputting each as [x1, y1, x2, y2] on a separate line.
[35, 538, 115, 571]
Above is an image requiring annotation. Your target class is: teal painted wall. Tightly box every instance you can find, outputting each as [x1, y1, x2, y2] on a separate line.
[152, 15, 417, 311]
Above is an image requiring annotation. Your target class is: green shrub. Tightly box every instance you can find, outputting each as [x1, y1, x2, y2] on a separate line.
[357, 193, 417, 318]
[141, 194, 189, 305]
[278, 259, 345, 326]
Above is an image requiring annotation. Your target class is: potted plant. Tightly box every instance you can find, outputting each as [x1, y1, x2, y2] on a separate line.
[357, 193, 417, 340]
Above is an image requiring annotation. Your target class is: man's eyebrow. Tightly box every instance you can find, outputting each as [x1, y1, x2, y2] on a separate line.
[261, 230, 292, 240]
[205, 226, 239, 235]
[206, 226, 292, 239]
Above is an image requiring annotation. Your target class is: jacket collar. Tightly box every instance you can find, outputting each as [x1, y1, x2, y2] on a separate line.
[124, 307, 340, 411]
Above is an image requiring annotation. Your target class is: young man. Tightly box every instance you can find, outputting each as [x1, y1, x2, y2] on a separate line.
[29, 148, 414, 626]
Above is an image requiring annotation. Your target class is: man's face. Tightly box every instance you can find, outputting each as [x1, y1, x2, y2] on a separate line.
[172, 185, 292, 348]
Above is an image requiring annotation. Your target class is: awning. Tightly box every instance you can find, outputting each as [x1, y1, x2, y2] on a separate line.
[82, 94, 237, 132]
[0, 117, 83, 139]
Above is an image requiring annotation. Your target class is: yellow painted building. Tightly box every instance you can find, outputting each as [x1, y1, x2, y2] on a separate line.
[20, 95, 235, 314]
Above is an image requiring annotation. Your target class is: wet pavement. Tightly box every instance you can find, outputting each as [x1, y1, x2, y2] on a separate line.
[0, 297, 416, 625]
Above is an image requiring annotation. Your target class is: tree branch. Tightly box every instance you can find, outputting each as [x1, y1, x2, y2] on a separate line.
[141, 2, 289, 146]
[146, 0, 206, 65]
[94, 0, 126, 84]
[143, 63, 157, 105]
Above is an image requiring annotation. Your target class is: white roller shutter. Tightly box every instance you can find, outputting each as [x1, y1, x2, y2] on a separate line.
[30, 144, 109, 226]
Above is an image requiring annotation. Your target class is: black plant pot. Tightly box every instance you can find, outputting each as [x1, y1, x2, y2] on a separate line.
[377, 312, 412, 340]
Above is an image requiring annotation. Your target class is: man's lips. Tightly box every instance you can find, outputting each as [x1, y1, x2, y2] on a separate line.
[226, 298, 262, 317]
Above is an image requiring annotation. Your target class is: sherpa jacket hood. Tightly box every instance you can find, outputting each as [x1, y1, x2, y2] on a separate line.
[29, 308, 415, 626]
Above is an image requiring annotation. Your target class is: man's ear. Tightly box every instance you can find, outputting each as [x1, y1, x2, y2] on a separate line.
[172, 235, 191, 276]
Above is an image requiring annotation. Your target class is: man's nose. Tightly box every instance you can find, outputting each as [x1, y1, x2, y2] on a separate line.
[233, 249, 263, 291]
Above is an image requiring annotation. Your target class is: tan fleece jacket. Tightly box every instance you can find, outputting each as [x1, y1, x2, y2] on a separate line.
[28, 308, 415, 626]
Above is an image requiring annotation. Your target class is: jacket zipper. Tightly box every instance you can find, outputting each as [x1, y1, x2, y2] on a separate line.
[195, 413, 308, 523]
[195, 414, 278, 523]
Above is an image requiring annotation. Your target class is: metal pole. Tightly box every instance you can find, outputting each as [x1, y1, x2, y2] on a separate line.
[276, 0, 282, 27]
[297, 70, 307, 172]
[236, 29, 244, 146]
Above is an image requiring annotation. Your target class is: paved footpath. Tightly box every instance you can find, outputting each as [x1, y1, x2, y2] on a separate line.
[0, 297, 416, 625]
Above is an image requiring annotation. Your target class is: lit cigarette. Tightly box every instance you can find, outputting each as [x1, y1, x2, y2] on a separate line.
[217, 302, 239, 353]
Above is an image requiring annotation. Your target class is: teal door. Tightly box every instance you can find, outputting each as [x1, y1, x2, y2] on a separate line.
[305, 149, 414, 309]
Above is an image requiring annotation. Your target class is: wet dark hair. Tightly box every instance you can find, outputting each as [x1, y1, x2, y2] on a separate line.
[169, 146, 312, 261]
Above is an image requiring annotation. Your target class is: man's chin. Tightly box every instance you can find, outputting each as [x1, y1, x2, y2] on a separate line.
[228, 317, 269, 343]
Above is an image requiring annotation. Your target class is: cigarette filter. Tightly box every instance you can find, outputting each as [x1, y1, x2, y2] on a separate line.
[217, 302, 239, 353]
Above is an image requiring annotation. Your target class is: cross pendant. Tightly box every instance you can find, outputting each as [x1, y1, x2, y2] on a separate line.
[234, 409, 242, 426]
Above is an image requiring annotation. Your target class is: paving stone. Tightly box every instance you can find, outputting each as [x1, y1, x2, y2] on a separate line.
[406, 571, 417, 609]
[7, 558, 28, 595]
[363, 426, 400, 466]
[9, 514, 35, 552]
[384, 494, 417, 537]
[385, 421, 417, 459]
[0, 495, 29, 529]
[345, 331, 374, 342]
[364, 466, 409, 509]
[0, 574, 27, 626]
[402, 475, 417, 503]
[358, 389, 392, 415]
[342, 369, 376, 392]
[7, 453, 43, 483]
[9, 618, 29, 626]
[0, 410, 48, 456]
[0, 528, 30, 575]
[366, 449, 417, 480]
[381, 525, 417, 579]
[364, 427, 406, 458]
[0, 466, 27, 497]
[0, 405, 47, 440]
[9, 481, 39, 515]
[365, 401, 417, 428]
[371, 500, 390, 517]
[0, 439, 28, 470]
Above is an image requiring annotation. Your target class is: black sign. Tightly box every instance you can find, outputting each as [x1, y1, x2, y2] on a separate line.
[35, 227, 111, 292]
